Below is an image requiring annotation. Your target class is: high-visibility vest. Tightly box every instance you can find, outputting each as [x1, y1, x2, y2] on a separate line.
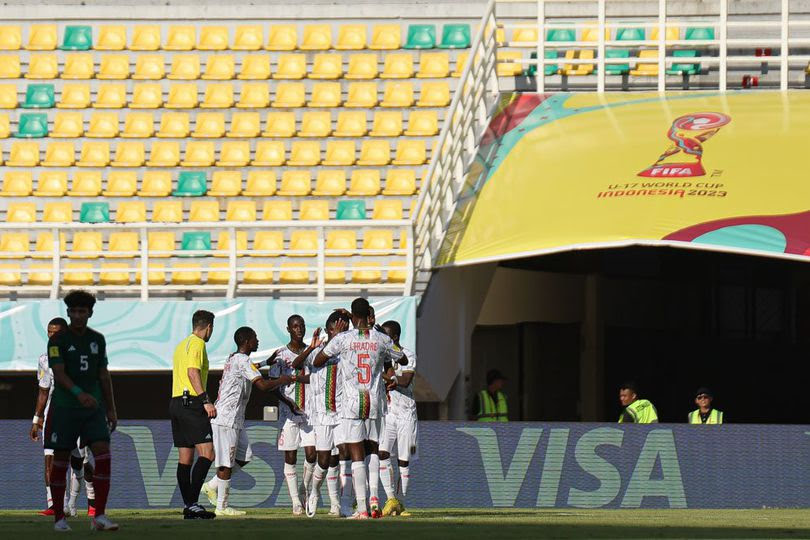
[618, 399, 658, 424]
[477, 390, 508, 422]
[689, 408, 723, 424]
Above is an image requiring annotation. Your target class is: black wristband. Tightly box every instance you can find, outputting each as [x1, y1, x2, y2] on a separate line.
[199, 392, 210, 404]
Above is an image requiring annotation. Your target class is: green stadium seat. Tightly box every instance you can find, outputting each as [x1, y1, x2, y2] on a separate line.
[604, 49, 631, 75]
[337, 200, 367, 220]
[616, 27, 645, 41]
[60, 26, 92, 51]
[439, 24, 470, 49]
[80, 202, 110, 223]
[546, 28, 575, 42]
[685, 27, 715, 41]
[181, 231, 212, 252]
[173, 171, 207, 197]
[527, 51, 559, 76]
[16, 112, 48, 137]
[405, 24, 436, 49]
[666, 50, 700, 75]
[23, 84, 54, 108]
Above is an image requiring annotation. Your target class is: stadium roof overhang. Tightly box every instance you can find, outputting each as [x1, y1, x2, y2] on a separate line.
[438, 91, 810, 268]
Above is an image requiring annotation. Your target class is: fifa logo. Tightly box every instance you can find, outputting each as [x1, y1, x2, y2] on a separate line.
[639, 112, 731, 178]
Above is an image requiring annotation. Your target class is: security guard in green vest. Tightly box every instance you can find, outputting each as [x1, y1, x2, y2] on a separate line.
[473, 369, 508, 422]
[618, 381, 658, 423]
[689, 387, 723, 424]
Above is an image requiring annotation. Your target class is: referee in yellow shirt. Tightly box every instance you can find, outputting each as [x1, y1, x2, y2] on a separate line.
[170, 310, 217, 519]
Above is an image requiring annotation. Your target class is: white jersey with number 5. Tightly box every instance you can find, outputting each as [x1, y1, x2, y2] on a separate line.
[322, 328, 402, 420]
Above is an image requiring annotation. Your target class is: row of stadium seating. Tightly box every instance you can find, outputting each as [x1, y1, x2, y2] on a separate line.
[0, 169, 420, 197]
[0, 24, 471, 52]
[0, 51, 467, 80]
[498, 49, 704, 77]
[0, 81, 452, 108]
[496, 25, 714, 45]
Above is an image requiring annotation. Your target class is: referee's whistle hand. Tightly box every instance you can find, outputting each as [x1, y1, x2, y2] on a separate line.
[204, 403, 217, 419]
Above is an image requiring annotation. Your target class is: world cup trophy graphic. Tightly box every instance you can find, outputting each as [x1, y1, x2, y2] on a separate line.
[638, 112, 731, 178]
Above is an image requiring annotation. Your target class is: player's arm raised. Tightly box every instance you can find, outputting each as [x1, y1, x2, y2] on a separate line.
[313, 318, 349, 367]
[253, 373, 294, 392]
[291, 328, 321, 370]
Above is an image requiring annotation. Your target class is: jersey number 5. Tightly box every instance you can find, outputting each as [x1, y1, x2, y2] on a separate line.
[79, 355, 89, 372]
[357, 353, 371, 384]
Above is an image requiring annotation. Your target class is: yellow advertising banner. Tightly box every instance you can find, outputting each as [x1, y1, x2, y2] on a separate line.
[439, 91, 810, 266]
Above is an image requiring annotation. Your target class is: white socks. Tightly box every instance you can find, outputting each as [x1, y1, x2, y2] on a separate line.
[327, 465, 340, 507]
[46, 486, 52, 508]
[303, 460, 315, 496]
[379, 458, 396, 499]
[69, 467, 83, 505]
[85, 479, 94, 501]
[206, 475, 219, 492]
[311, 464, 327, 499]
[216, 478, 230, 511]
[400, 465, 410, 500]
[351, 461, 367, 514]
[284, 463, 300, 508]
[368, 454, 380, 505]
[339, 460, 354, 510]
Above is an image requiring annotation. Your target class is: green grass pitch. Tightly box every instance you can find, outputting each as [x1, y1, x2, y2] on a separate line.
[1, 508, 809, 538]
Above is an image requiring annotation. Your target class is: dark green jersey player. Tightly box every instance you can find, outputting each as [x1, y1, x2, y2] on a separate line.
[44, 290, 119, 532]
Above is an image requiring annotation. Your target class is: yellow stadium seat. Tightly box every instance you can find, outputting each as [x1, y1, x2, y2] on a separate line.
[290, 230, 318, 255]
[43, 201, 73, 223]
[99, 263, 132, 285]
[171, 264, 202, 286]
[346, 53, 378, 79]
[199, 26, 229, 51]
[228, 112, 261, 137]
[560, 49, 595, 76]
[345, 82, 377, 107]
[357, 140, 390, 165]
[312, 169, 346, 196]
[69, 232, 102, 259]
[405, 110, 438, 136]
[111, 141, 145, 167]
[189, 200, 220, 222]
[201, 82, 233, 108]
[309, 82, 341, 107]
[382, 169, 417, 195]
[298, 111, 332, 137]
[0, 171, 32, 196]
[34, 171, 68, 196]
[233, 25, 263, 51]
[495, 27, 506, 46]
[86, 112, 119, 137]
[168, 54, 200, 79]
[217, 141, 251, 166]
[115, 201, 146, 223]
[237, 82, 269, 107]
[417, 52, 450, 78]
[512, 27, 538, 45]
[77, 141, 110, 167]
[26, 25, 57, 51]
[131, 25, 161, 51]
[287, 141, 320, 167]
[387, 261, 408, 283]
[214, 232, 248, 258]
[0, 263, 22, 285]
[0, 84, 16, 108]
[151, 200, 183, 222]
[0, 26, 22, 51]
[147, 232, 176, 256]
[452, 51, 468, 77]
[251, 231, 284, 256]
[252, 141, 285, 166]
[98, 55, 129, 79]
[0, 55, 20, 78]
[0, 232, 28, 258]
[263, 112, 296, 137]
[241, 263, 273, 284]
[165, 26, 196, 51]
[267, 25, 297, 51]
[381, 53, 413, 79]
[336, 24, 367, 50]
[310, 53, 343, 79]
[322, 140, 355, 166]
[238, 54, 271, 79]
[630, 49, 659, 76]
[373, 199, 403, 220]
[28, 263, 55, 285]
[51, 112, 84, 137]
[261, 200, 292, 221]
[135, 263, 166, 285]
[347, 169, 381, 196]
[95, 26, 126, 51]
[209, 171, 242, 196]
[62, 53, 94, 79]
[181, 141, 215, 166]
[417, 81, 449, 106]
[6, 202, 36, 222]
[301, 25, 332, 51]
[243, 170, 276, 196]
[26, 53, 58, 79]
[63, 263, 95, 286]
[326, 230, 356, 256]
[67, 171, 102, 196]
[226, 200, 256, 222]
[42, 142, 76, 167]
[381, 81, 413, 107]
[370, 111, 402, 136]
[57, 83, 91, 108]
[147, 141, 180, 166]
[274, 53, 306, 79]
[581, 26, 610, 42]
[352, 261, 381, 284]
[370, 24, 401, 50]
[334, 111, 367, 137]
[130, 83, 163, 108]
[0, 113, 8, 137]
[166, 83, 199, 108]
[191, 112, 225, 138]
[133, 54, 165, 80]
[202, 54, 235, 80]
[650, 26, 679, 42]
[157, 112, 190, 138]
[121, 112, 154, 138]
[139, 171, 173, 197]
[94, 83, 127, 108]
[278, 170, 312, 195]
[7, 141, 40, 166]
[272, 82, 305, 107]
[279, 263, 310, 284]
[103, 171, 137, 196]
[393, 139, 427, 165]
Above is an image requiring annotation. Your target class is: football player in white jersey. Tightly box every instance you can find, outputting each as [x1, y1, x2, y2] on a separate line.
[379, 320, 417, 517]
[314, 298, 402, 519]
[202, 327, 292, 516]
[269, 315, 316, 515]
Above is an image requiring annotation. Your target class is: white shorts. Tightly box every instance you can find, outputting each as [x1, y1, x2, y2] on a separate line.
[341, 417, 383, 444]
[314, 422, 346, 452]
[42, 437, 86, 458]
[380, 415, 418, 460]
[212, 424, 253, 469]
[277, 418, 315, 451]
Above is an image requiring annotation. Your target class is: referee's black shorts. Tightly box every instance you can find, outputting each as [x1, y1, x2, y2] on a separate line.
[169, 396, 213, 448]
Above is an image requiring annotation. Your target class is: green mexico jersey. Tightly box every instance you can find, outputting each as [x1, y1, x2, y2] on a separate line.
[48, 327, 108, 408]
